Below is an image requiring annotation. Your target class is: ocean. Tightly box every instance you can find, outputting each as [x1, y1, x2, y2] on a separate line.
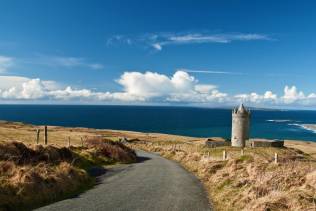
[0, 105, 315, 142]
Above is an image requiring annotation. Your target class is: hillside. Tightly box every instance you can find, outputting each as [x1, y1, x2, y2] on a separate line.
[0, 121, 315, 210]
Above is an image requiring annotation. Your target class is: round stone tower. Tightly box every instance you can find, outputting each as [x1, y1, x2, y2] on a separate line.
[231, 104, 250, 147]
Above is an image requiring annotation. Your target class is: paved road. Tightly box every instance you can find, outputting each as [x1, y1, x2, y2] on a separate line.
[37, 150, 211, 211]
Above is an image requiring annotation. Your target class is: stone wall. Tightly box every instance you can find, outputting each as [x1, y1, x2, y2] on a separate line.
[247, 139, 284, 147]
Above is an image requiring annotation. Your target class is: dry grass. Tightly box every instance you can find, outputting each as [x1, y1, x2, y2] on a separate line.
[0, 121, 316, 210]
[285, 140, 316, 159]
[0, 121, 105, 147]
[84, 137, 137, 163]
[0, 121, 205, 147]
[0, 141, 90, 210]
[0, 138, 136, 210]
[130, 141, 316, 211]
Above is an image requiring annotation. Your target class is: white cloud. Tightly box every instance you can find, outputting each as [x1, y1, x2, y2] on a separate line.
[233, 86, 316, 107]
[117, 71, 173, 98]
[23, 55, 104, 70]
[116, 70, 196, 98]
[0, 71, 316, 108]
[179, 68, 243, 75]
[0, 71, 225, 104]
[116, 70, 227, 103]
[0, 76, 59, 91]
[20, 79, 45, 99]
[0, 56, 13, 72]
[154, 33, 271, 50]
[108, 32, 273, 51]
[282, 85, 305, 104]
[264, 91, 277, 100]
[0, 76, 29, 89]
[168, 34, 229, 43]
[195, 84, 217, 94]
[152, 43, 162, 51]
[48, 86, 93, 100]
[171, 71, 196, 92]
[234, 91, 278, 104]
[50, 56, 104, 70]
[2, 79, 45, 99]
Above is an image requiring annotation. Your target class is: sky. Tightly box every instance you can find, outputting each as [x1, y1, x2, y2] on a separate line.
[0, 0, 315, 108]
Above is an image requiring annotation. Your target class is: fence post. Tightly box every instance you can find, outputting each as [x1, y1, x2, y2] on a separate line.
[44, 126, 48, 145]
[81, 137, 84, 147]
[68, 137, 71, 147]
[36, 129, 40, 145]
[223, 150, 227, 160]
[274, 153, 278, 164]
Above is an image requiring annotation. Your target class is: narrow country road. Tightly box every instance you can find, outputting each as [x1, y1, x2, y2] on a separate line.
[37, 150, 211, 211]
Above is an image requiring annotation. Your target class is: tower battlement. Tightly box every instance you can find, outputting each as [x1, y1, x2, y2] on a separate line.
[232, 104, 251, 115]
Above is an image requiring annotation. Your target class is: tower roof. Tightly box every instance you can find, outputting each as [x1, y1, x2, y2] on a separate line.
[234, 103, 250, 114]
[238, 103, 246, 112]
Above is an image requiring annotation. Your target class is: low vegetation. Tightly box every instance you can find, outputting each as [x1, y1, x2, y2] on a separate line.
[129, 141, 316, 211]
[0, 121, 315, 210]
[0, 138, 136, 210]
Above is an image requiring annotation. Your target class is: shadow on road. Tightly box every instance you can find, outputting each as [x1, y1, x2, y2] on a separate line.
[88, 166, 107, 177]
[40, 154, 152, 205]
[136, 156, 151, 163]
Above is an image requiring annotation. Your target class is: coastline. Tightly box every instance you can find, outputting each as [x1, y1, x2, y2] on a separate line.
[301, 124, 316, 133]
[0, 120, 315, 158]
[0, 121, 315, 210]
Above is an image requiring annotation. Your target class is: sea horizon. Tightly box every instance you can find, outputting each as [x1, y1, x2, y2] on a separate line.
[0, 103, 315, 111]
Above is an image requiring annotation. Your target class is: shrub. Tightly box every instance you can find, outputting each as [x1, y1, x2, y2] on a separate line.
[85, 137, 137, 163]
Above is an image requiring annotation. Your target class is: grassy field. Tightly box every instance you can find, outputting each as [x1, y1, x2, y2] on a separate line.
[0, 123, 137, 210]
[0, 121, 316, 210]
[128, 140, 316, 210]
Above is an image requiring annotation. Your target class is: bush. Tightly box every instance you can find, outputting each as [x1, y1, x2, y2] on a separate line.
[85, 137, 137, 163]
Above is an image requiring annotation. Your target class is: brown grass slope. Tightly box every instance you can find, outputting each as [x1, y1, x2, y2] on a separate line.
[130, 141, 316, 211]
[0, 139, 136, 211]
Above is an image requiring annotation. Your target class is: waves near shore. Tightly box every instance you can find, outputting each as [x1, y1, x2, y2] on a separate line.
[266, 119, 316, 134]
[291, 124, 316, 134]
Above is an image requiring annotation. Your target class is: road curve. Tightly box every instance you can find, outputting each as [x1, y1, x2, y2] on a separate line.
[37, 150, 211, 211]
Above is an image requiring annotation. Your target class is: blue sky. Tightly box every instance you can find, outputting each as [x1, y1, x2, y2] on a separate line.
[0, 0, 315, 108]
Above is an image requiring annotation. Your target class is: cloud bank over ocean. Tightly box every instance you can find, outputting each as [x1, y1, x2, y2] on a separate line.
[0, 70, 315, 108]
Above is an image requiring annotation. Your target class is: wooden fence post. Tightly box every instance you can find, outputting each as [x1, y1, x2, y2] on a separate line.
[44, 126, 48, 145]
[81, 137, 84, 147]
[274, 153, 278, 164]
[223, 150, 227, 160]
[36, 129, 40, 145]
[68, 137, 71, 147]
